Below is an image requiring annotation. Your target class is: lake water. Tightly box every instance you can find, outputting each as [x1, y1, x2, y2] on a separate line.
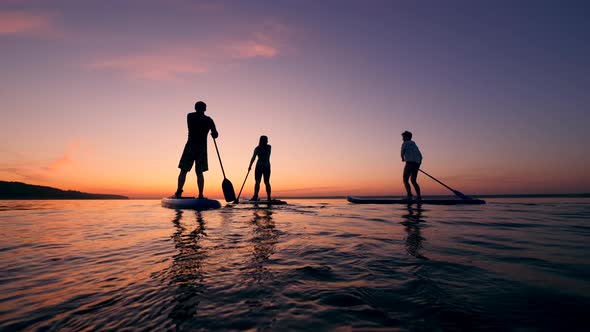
[1, 198, 589, 331]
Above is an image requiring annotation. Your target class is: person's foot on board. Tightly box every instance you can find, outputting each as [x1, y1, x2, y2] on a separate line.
[402, 194, 413, 201]
[174, 190, 183, 198]
[249, 196, 259, 201]
[198, 195, 205, 199]
[416, 195, 422, 201]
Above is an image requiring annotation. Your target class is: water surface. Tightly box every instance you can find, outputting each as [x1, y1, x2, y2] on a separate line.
[1, 198, 589, 331]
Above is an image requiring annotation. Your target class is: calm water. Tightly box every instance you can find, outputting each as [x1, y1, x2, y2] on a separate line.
[1, 198, 589, 331]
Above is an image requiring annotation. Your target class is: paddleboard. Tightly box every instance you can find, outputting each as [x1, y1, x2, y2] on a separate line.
[347, 196, 486, 205]
[161, 197, 222, 210]
[237, 199, 287, 205]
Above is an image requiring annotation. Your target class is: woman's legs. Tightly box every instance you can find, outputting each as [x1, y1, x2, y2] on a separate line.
[263, 167, 271, 200]
[253, 166, 262, 200]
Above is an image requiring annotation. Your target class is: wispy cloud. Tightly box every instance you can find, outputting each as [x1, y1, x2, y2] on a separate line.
[0, 10, 58, 36]
[228, 40, 277, 58]
[91, 53, 207, 81]
[0, 139, 88, 185]
[229, 27, 285, 57]
[45, 140, 87, 172]
[228, 22, 291, 59]
[89, 21, 290, 81]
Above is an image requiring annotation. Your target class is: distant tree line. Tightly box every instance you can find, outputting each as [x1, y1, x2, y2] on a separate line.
[0, 181, 128, 199]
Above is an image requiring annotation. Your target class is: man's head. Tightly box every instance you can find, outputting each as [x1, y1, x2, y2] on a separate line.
[259, 135, 268, 146]
[402, 131, 412, 141]
[195, 101, 207, 113]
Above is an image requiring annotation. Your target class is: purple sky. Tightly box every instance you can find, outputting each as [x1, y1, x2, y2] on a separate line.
[1, 0, 589, 197]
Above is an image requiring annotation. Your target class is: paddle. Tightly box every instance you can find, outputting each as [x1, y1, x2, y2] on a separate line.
[233, 165, 251, 203]
[213, 138, 236, 202]
[418, 169, 472, 200]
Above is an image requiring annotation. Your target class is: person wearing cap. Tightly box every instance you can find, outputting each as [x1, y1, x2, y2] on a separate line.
[401, 131, 422, 200]
[248, 135, 272, 201]
[174, 101, 218, 198]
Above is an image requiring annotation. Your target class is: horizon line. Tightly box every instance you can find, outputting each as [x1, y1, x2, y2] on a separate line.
[125, 193, 590, 200]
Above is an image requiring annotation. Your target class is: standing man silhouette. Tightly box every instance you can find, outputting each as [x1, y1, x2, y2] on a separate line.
[401, 131, 422, 200]
[174, 101, 218, 198]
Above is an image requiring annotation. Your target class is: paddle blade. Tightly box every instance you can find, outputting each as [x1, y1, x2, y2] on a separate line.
[222, 178, 236, 202]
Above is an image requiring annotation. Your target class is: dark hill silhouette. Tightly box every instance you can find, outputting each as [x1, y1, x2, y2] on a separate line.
[0, 181, 128, 199]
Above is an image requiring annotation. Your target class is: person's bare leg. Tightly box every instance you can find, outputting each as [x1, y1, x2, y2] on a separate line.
[264, 169, 271, 200]
[403, 170, 412, 198]
[253, 180, 260, 200]
[176, 170, 188, 197]
[411, 171, 421, 199]
[265, 180, 271, 200]
[197, 171, 204, 198]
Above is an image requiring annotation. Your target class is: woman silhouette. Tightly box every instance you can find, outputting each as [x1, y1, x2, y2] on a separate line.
[248, 135, 272, 201]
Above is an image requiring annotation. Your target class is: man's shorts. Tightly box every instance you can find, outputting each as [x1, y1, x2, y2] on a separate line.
[403, 162, 420, 179]
[178, 143, 208, 173]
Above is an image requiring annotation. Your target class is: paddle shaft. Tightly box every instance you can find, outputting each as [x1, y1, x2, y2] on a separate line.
[419, 169, 469, 198]
[235, 166, 251, 202]
[213, 138, 227, 179]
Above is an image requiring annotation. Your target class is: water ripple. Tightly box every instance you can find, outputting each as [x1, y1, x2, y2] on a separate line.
[1, 198, 589, 330]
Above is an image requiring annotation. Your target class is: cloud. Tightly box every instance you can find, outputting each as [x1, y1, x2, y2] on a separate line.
[228, 40, 277, 58]
[46, 153, 73, 171]
[0, 140, 89, 186]
[228, 22, 292, 59]
[0, 10, 57, 36]
[89, 21, 289, 81]
[91, 53, 206, 81]
[90, 39, 279, 81]
[0, 137, 113, 195]
[45, 140, 87, 172]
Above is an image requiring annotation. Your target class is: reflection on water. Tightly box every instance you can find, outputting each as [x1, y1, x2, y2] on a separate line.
[168, 210, 208, 329]
[247, 209, 280, 284]
[401, 204, 428, 260]
[163, 207, 283, 330]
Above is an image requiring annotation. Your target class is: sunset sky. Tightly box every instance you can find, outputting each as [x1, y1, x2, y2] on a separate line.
[1, 0, 589, 198]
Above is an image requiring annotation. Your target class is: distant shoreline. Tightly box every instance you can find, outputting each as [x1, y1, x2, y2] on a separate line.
[0, 181, 128, 200]
[0, 197, 129, 200]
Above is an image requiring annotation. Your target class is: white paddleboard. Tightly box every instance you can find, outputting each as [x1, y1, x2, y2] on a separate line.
[161, 197, 222, 210]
